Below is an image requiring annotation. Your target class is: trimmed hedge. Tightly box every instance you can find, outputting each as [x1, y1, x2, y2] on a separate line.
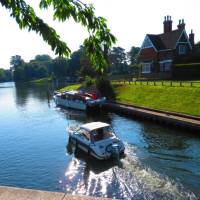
[173, 63, 200, 80]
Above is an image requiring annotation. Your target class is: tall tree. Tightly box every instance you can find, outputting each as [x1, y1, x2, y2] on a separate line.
[0, 69, 5, 81]
[0, 0, 116, 73]
[67, 47, 85, 76]
[10, 55, 24, 68]
[108, 47, 128, 74]
[127, 46, 140, 65]
[51, 57, 69, 78]
[34, 55, 52, 62]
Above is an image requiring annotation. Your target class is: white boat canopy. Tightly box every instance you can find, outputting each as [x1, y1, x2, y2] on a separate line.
[80, 122, 110, 132]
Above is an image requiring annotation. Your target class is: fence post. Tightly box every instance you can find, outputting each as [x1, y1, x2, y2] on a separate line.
[162, 81, 164, 86]
[135, 81, 136, 85]
[147, 81, 148, 85]
[154, 81, 156, 86]
[191, 82, 193, 87]
[170, 81, 172, 87]
[180, 82, 182, 87]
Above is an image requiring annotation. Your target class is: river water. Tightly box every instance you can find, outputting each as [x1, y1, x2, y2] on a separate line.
[0, 82, 199, 199]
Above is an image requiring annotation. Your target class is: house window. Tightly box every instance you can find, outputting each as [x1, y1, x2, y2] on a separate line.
[159, 60, 172, 72]
[142, 63, 151, 73]
[179, 45, 186, 55]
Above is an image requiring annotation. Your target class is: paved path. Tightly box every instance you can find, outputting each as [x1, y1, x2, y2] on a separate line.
[0, 186, 110, 200]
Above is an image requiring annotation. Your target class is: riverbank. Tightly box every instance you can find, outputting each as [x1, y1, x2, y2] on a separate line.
[58, 82, 200, 117]
[29, 77, 52, 84]
[105, 102, 200, 132]
[0, 186, 110, 200]
[114, 82, 200, 116]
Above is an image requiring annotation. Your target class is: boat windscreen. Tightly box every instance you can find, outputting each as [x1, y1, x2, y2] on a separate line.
[91, 127, 114, 141]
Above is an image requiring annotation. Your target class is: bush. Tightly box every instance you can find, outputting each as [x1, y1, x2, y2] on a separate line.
[96, 77, 116, 100]
[173, 63, 200, 80]
[83, 76, 95, 87]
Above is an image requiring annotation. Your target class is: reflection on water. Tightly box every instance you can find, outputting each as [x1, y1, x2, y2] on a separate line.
[66, 139, 120, 174]
[63, 144, 196, 199]
[0, 82, 200, 199]
[14, 83, 51, 107]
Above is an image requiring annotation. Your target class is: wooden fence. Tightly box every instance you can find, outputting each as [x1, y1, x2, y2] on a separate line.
[113, 80, 200, 88]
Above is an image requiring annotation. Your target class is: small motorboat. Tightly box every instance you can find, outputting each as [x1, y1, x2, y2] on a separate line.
[53, 90, 106, 111]
[67, 122, 125, 160]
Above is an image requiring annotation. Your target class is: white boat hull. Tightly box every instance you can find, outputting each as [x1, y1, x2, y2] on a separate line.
[54, 95, 106, 111]
[69, 135, 124, 160]
[54, 96, 87, 110]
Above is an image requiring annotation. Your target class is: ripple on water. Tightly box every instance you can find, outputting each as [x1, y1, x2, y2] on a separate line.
[1, 82, 199, 200]
[60, 144, 197, 200]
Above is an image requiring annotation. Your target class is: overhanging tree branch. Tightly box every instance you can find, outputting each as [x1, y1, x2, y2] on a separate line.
[0, 0, 116, 73]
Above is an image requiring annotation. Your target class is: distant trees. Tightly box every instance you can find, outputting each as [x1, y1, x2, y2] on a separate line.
[11, 55, 50, 82]
[127, 46, 140, 76]
[9, 45, 141, 82]
[10, 55, 24, 68]
[0, 69, 12, 82]
[108, 47, 128, 74]
[106, 46, 140, 75]
[50, 57, 68, 78]
[11, 47, 89, 82]
[127, 46, 140, 65]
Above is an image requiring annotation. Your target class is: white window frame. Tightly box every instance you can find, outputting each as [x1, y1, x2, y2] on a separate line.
[159, 59, 172, 72]
[142, 63, 151, 74]
[179, 45, 186, 55]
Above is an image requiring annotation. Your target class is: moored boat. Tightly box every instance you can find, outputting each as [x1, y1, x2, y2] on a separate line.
[67, 122, 125, 160]
[53, 90, 106, 111]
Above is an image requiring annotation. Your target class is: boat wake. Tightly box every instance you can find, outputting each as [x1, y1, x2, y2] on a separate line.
[60, 143, 197, 200]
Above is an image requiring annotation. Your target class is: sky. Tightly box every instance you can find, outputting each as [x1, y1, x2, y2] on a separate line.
[0, 0, 200, 69]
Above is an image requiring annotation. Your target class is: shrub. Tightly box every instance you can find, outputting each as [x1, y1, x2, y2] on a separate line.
[96, 77, 116, 100]
[173, 63, 200, 80]
[83, 76, 95, 87]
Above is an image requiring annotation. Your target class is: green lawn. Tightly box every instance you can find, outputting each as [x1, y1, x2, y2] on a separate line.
[114, 84, 200, 116]
[58, 84, 81, 92]
[58, 81, 200, 116]
[30, 77, 52, 84]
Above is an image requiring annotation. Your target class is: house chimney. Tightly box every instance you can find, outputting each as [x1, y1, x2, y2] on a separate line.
[177, 19, 185, 30]
[189, 29, 195, 47]
[163, 15, 172, 33]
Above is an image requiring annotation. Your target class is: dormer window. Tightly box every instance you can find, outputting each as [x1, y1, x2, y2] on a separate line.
[179, 45, 186, 55]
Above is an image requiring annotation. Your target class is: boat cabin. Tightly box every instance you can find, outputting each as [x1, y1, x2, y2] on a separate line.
[77, 122, 115, 142]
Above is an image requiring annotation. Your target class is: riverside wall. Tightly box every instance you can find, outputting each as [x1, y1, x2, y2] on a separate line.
[0, 186, 111, 200]
[104, 102, 200, 132]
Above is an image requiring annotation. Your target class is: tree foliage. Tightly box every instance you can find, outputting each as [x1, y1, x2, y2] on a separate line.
[10, 55, 24, 68]
[11, 51, 84, 82]
[108, 47, 128, 74]
[127, 46, 140, 65]
[0, 68, 12, 82]
[0, 0, 116, 73]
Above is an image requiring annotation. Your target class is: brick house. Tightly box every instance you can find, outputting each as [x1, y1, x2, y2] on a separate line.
[138, 16, 195, 79]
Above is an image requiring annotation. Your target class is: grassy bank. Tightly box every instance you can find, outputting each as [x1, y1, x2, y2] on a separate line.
[114, 83, 200, 116]
[58, 82, 200, 116]
[58, 84, 81, 92]
[30, 77, 52, 84]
